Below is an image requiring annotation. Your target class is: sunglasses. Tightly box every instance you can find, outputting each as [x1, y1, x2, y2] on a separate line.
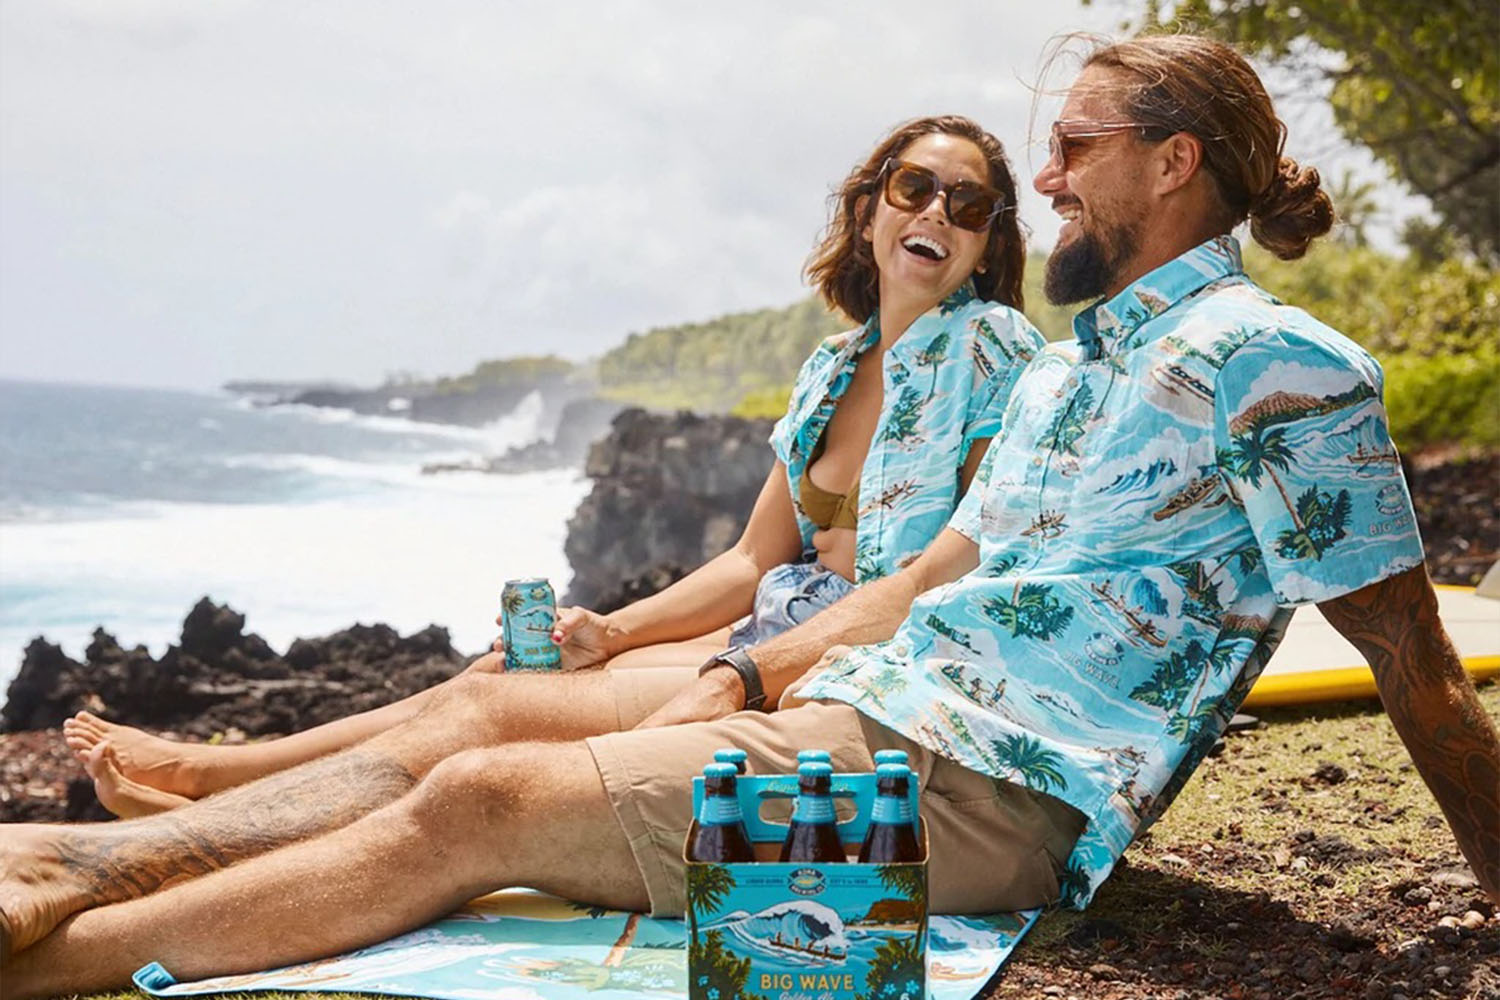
[1047, 119, 1173, 170]
[880, 159, 1006, 232]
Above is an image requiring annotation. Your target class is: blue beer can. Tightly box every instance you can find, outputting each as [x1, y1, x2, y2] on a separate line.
[501, 578, 562, 671]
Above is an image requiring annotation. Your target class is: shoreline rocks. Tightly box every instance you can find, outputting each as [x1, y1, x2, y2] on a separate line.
[1, 598, 467, 739]
[562, 408, 776, 612]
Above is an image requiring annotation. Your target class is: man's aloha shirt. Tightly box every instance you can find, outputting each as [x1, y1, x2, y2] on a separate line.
[771, 284, 1044, 583]
[800, 236, 1426, 906]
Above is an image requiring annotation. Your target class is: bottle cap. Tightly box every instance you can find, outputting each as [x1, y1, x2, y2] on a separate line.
[797, 749, 832, 764]
[714, 748, 748, 764]
[873, 749, 909, 766]
[703, 762, 738, 779]
[797, 761, 834, 780]
[875, 763, 911, 782]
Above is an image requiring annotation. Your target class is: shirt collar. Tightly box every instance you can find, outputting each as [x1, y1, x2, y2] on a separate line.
[1072, 235, 1244, 359]
[849, 279, 978, 363]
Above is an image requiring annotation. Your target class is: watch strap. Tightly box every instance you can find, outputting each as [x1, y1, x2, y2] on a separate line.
[699, 646, 768, 712]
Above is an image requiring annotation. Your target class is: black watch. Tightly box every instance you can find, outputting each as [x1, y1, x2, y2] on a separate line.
[699, 645, 768, 712]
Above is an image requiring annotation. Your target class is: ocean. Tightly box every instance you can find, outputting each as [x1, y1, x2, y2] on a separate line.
[0, 379, 589, 690]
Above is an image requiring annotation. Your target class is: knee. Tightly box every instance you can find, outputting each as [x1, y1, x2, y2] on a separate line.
[464, 651, 506, 675]
[421, 671, 500, 726]
[410, 747, 521, 827]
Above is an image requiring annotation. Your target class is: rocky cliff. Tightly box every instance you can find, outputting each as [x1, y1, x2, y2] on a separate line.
[562, 408, 777, 612]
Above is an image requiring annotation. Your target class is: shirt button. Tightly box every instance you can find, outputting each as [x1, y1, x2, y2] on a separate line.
[1032, 457, 1043, 467]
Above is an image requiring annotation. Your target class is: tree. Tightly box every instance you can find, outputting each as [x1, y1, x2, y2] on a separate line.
[1114, 0, 1500, 261]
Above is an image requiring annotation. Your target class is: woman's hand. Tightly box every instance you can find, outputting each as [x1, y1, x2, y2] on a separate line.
[491, 605, 617, 671]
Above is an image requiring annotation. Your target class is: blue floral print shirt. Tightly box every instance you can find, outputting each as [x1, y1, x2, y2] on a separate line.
[798, 236, 1425, 906]
[771, 285, 1045, 583]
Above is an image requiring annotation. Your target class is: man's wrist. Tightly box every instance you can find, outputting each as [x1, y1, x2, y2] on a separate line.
[699, 646, 767, 711]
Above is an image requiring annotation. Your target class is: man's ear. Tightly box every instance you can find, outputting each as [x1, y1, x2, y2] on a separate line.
[855, 194, 872, 241]
[1154, 133, 1204, 197]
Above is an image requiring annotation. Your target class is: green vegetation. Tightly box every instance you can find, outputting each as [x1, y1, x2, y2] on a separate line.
[597, 296, 844, 413]
[430, 354, 577, 395]
[1244, 243, 1500, 451]
[1121, 0, 1499, 261]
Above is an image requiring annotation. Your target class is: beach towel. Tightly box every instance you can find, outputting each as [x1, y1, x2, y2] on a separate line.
[134, 891, 1042, 999]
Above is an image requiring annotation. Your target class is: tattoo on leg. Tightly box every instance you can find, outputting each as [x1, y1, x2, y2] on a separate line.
[57, 750, 418, 907]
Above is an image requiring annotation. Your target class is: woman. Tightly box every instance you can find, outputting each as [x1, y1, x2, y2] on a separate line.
[64, 115, 1045, 814]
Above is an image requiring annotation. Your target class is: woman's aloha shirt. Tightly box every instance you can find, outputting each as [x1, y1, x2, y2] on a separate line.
[771, 284, 1045, 582]
[799, 236, 1425, 908]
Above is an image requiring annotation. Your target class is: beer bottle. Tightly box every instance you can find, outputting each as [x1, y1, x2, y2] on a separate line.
[713, 748, 748, 775]
[690, 763, 755, 863]
[873, 749, 909, 768]
[780, 761, 845, 863]
[796, 749, 832, 766]
[858, 763, 921, 863]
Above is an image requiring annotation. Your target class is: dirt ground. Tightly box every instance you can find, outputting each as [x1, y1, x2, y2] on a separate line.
[983, 682, 1500, 1000]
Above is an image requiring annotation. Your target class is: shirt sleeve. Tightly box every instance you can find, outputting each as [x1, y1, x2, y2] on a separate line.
[1213, 327, 1425, 606]
[962, 306, 1046, 450]
[947, 436, 999, 543]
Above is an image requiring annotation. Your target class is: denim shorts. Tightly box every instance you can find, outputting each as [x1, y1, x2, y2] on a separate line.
[726, 559, 855, 647]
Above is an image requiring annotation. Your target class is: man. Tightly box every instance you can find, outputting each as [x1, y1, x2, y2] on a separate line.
[2, 35, 1496, 996]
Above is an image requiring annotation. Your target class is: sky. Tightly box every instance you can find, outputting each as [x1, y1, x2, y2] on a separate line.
[0, 0, 1422, 391]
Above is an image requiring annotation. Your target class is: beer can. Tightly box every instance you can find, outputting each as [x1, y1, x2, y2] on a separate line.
[501, 578, 562, 671]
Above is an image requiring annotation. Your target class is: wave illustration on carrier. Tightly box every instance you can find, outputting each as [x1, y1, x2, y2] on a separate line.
[704, 900, 850, 965]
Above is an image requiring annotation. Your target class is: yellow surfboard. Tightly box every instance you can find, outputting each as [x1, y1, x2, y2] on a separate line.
[1243, 584, 1500, 708]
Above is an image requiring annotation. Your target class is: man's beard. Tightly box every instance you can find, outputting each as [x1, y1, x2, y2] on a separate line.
[1044, 213, 1142, 306]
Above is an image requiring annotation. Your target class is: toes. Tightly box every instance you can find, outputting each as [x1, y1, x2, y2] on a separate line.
[82, 742, 109, 782]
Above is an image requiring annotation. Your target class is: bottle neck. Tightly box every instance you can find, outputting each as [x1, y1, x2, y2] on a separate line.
[792, 792, 836, 825]
[870, 790, 913, 826]
[699, 788, 744, 826]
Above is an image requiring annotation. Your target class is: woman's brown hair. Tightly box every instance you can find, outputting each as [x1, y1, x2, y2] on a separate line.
[1082, 35, 1334, 260]
[805, 115, 1026, 324]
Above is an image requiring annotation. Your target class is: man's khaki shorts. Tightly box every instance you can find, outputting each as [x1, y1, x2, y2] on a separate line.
[593, 667, 1087, 918]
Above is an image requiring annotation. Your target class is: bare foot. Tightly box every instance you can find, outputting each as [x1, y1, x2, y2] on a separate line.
[61, 712, 207, 799]
[85, 743, 193, 818]
[0, 825, 93, 963]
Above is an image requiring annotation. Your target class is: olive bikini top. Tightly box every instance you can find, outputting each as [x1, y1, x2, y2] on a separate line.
[798, 434, 859, 531]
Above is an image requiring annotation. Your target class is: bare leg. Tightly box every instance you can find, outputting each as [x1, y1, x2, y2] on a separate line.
[62, 653, 508, 800]
[604, 628, 732, 669]
[4, 742, 644, 999]
[0, 669, 626, 956]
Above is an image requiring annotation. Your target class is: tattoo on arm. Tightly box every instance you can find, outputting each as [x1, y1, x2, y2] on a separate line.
[58, 750, 417, 906]
[1318, 564, 1500, 899]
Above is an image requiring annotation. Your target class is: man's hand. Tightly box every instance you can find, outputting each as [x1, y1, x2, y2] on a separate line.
[491, 605, 617, 672]
[634, 668, 746, 729]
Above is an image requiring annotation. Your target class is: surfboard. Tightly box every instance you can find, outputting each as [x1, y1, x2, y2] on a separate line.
[1244, 584, 1500, 708]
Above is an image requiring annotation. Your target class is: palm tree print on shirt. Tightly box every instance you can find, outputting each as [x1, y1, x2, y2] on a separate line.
[1217, 425, 1305, 531]
[1040, 382, 1095, 457]
[880, 385, 925, 445]
[1275, 485, 1353, 560]
[981, 582, 1075, 640]
[988, 733, 1069, 793]
[914, 331, 951, 403]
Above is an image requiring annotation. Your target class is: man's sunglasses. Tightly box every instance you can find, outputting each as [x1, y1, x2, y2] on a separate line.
[880, 159, 1006, 232]
[1047, 119, 1174, 170]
